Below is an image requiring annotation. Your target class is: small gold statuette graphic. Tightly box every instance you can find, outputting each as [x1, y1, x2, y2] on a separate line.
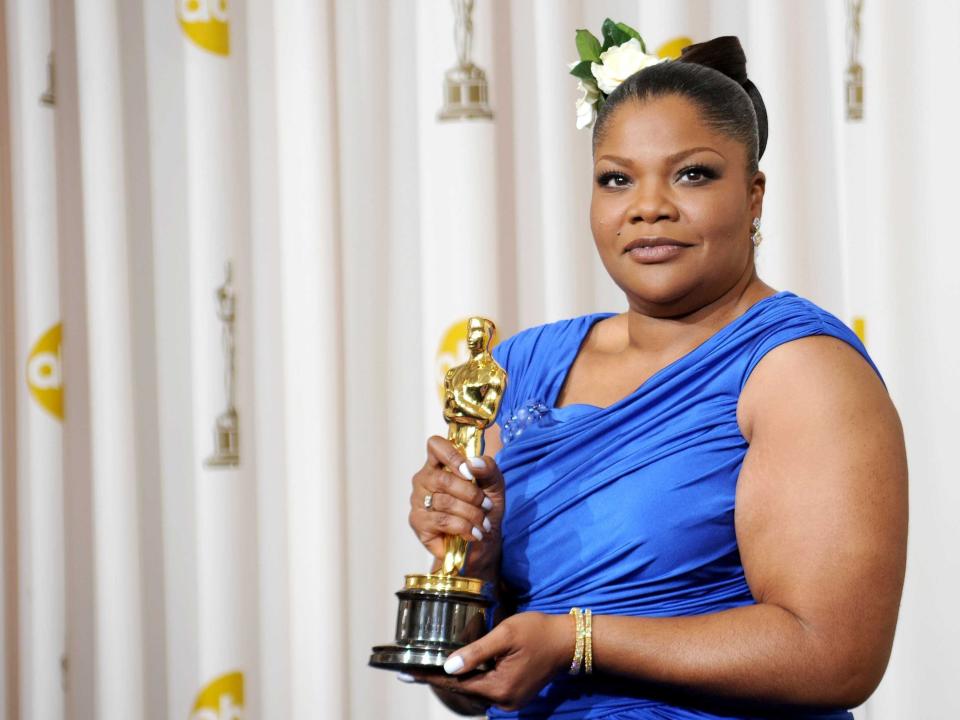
[370, 317, 506, 672]
[845, 0, 864, 121]
[438, 0, 493, 121]
[206, 261, 239, 467]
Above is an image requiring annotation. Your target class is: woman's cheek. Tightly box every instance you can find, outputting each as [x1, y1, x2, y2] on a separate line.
[590, 211, 615, 245]
[592, 200, 622, 236]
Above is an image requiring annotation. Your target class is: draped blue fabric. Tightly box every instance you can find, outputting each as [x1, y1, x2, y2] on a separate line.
[486, 292, 877, 720]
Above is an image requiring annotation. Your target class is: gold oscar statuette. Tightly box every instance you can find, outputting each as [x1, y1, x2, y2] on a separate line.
[370, 317, 506, 672]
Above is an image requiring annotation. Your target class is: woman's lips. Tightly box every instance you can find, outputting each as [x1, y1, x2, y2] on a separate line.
[622, 237, 692, 264]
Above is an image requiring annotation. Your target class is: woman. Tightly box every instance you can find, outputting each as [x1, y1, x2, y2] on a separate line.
[406, 36, 907, 719]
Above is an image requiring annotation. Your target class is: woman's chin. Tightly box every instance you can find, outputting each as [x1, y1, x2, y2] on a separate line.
[613, 274, 703, 312]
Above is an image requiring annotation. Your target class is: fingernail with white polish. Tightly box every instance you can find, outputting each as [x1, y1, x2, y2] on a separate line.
[482, 516, 492, 533]
[397, 672, 415, 683]
[458, 462, 475, 480]
[444, 655, 465, 674]
[472, 526, 484, 542]
[468, 457, 485, 469]
[481, 495, 493, 511]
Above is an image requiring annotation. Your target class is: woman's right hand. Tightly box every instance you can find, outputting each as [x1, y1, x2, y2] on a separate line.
[409, 435, 506, 575]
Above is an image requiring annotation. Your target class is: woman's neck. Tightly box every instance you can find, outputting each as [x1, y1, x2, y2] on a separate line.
[621, 271, 774, 356]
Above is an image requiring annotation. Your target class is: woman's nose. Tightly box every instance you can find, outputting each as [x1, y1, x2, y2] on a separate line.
[625, 181, 678, 225]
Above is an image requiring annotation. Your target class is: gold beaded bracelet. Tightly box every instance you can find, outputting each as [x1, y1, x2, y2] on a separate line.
[568, 607, 593, 675]
[584, 608, 593, 674]
[568, 607, 584, 674]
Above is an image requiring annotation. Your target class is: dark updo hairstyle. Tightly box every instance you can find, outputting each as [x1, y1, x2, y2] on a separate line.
[592, 36, 768, 173]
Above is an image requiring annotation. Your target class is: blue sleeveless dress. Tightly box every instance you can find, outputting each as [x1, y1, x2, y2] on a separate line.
[486, 292, 878, 720]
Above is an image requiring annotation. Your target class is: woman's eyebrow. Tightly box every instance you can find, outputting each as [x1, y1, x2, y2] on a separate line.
[596, 146, 724, 167]
[665, 146, 723, 164]
[595, 154, 632, 166]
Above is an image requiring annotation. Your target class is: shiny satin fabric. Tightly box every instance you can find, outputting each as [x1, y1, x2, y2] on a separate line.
[487, 292, 876, 719]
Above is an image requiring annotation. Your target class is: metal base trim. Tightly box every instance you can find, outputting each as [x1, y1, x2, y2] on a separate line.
[369, 643, 490, 673]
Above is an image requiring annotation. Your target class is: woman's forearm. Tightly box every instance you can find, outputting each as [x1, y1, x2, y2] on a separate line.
[592, 603, 883, 709]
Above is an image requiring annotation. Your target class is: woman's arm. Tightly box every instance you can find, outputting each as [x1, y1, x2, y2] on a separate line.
[432, 335, 907, 711]
[589, 335, 907, 706]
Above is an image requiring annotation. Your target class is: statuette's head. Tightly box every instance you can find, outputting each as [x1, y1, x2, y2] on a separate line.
[466, 317, 495, 354]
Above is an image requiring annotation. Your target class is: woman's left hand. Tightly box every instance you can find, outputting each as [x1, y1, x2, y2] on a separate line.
[414, 612, 573, 712]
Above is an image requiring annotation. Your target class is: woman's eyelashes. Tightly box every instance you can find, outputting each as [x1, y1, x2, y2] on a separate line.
[597, 170, 629, 187]
[595, 163, 719, 189]
[676, 164, 718, 184]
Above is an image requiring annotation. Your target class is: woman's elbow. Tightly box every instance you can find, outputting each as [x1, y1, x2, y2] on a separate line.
[814, 638, 895, 709]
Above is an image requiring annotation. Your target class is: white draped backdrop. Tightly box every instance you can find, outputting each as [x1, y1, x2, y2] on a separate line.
[0, 0, 957, 718]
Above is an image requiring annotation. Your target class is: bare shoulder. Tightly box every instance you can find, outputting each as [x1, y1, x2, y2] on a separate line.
[737, 333, 897, 443]
[735, 334, 906, 538]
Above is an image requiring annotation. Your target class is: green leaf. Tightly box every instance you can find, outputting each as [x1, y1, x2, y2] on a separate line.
[615, 22, 646, 53]
[601, 18, 631, 50]
[575, 29, 602, 62]
[569, 60, 594, 81]
[600, 18, 616, 50]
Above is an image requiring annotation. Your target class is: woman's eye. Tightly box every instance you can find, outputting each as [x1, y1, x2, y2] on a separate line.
[597, 172, 629, 187]
[678, 165, 715, 184]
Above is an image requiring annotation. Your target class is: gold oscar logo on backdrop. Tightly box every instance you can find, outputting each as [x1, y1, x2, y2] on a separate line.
[656, 36, 693, 60]
[190, 671, 243, 720]
[26, 322, 63, 420]
[852, 316, 867, 344]
[435, 316, 498, 404]
[177, 0, 229, 56]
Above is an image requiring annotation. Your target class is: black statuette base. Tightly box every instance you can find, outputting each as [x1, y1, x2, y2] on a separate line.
[369, 586, 492, 672]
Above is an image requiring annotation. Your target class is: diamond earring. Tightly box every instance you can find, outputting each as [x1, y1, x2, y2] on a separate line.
[750, 217, 763, 248]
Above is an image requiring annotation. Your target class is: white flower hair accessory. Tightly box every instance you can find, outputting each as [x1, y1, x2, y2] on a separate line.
[569, 19, 667, 130]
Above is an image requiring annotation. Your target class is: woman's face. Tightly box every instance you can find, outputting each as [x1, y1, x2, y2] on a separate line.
[590, 94, 765, 316]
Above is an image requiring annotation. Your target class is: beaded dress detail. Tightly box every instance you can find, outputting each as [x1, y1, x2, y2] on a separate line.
[499, 400, 549, 445]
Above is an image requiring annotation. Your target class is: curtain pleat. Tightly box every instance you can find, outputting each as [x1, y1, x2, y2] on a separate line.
[72, 0, 146, 716]
[4, 0, 64, 717]
[271, 0, 347, 716]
